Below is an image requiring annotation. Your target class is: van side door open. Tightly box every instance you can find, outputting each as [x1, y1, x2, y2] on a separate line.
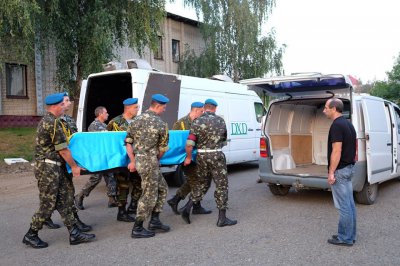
[361, 98, 393, 184]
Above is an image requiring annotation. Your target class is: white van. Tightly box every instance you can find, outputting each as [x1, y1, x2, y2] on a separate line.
[241, 73, 400, 205]
[77, 68, 264, 185]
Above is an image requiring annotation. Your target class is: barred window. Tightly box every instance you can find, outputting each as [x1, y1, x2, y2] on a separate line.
[6, 63, 27, 98]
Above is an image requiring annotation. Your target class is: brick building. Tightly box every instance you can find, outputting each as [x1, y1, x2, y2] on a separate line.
[0, 13, 204, 127]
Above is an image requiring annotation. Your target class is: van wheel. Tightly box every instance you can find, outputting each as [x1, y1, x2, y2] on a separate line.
[354, 182, 378, 205]
[173, 165, 186, 187]
[268, 184, 290, 196]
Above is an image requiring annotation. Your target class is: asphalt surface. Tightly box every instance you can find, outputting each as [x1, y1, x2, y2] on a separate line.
[1, 162, 400, 265]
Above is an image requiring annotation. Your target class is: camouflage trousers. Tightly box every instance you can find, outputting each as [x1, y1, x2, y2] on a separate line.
[191, 152, 228, 210]
[135, 155, 168, 221]
[176, 163, 211, 200]
[31, 161, 76, 230]
[80, 172, 117, 197]
[115, 170, 142, 207]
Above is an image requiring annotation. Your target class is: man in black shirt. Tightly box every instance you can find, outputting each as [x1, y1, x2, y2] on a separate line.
[324, 98, 357, 247]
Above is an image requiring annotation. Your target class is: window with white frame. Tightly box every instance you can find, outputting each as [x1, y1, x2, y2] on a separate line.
[172, 39, 180, 62]
[6, 63, 27, 98]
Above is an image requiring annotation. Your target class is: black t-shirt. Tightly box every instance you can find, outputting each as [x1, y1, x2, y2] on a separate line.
[327, 116, 356, 170]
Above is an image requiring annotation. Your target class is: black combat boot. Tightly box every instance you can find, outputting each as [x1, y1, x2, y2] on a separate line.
[216, 209, 237, 227]
[117, 206, 135, 222]
[22, 227, 48, 248]
[167, 195, 182, 215]
[192, 201, 212, 215]
[127, 199, 138, 214]
[181, 199, 193, 224]
[74, 212, 92, 232]
[74, 193, 85, 210]
[43, 218, 61, 229]
[108, 196, 118, 208]
[148, 212, 170, 232]
[131, 219, 155, 238]
[68, 224, 95, 245]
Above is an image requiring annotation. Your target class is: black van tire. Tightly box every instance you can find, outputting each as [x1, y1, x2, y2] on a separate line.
[354, 182, 378, 205]
[173, 165, 186, 187]
[268, 184, 290, 196]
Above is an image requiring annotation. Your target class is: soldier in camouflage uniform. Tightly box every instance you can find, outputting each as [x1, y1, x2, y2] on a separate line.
[181, 99, 237, 227]
[22, 92, 95, 249]
[107, 98, 142, 222]
[126, 94, 170, 238]
[59, 93, 93, 232]
[167, 102, 212, 215]
[74, 106, 118, 209]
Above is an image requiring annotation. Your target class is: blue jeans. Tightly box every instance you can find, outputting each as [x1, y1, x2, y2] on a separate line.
[331, 165, 356, 244]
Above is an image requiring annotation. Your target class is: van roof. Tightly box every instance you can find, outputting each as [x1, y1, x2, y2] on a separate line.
[88, 69, 259, 97]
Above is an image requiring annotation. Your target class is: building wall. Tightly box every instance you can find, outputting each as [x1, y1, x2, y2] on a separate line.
[0, 15, 204, 118]
[0, 43, 37, 116]
[116, 16, 204, 73]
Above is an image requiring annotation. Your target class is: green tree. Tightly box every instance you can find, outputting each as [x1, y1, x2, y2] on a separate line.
[370, 54, 400, 105]
[1, 0, 166, 100]
[179, 0, 285, 81]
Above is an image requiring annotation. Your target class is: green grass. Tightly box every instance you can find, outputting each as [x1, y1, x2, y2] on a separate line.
[0, 127, 36, 162]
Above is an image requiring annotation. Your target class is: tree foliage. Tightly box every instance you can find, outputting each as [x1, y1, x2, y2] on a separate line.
[370, 54, 400, 105]
[179, 0, 285, 81]
[1, 0, 166, 99]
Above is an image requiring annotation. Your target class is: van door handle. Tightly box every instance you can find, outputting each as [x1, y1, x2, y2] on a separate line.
[248, 129, 254, 131]
[256, 129, 261, 131]
[387, 143, 392, 146]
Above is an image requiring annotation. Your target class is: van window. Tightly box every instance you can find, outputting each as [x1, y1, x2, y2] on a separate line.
[342, 100, 351, 119]
[394, 107, 400, 134]
[254, 102, 265, 123]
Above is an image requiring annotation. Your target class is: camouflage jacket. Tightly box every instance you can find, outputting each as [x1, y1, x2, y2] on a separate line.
[34, 112, 68, 162]
[172, 114, 192, 130]
[60, 114, 78, 134]
[106, 114, 132, 131]
[88, 119, 107, 132]
[187, 111, 227, 149]
[125, 110, 169, 156]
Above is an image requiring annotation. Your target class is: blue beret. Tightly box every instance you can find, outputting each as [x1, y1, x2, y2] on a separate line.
[205, 98, 218, 106]
[45, 93, 66, 105]
[152, 94, 169, 104]
[191, 102, 204, 108]
[123, 98, 138, 105]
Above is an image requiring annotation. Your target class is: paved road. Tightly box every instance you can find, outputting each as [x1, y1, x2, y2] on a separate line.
[1, 163, 400, 265]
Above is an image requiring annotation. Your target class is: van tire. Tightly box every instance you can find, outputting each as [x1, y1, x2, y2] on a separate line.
[173, 165, 186, 187]
[354, 182, 378, 205]
[268, 184, 290, 196]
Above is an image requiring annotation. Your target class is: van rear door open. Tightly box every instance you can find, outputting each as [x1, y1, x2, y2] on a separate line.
[142, 73, 181, 129]
[241, 74, 352, 99]
[361, 98, 392, 184]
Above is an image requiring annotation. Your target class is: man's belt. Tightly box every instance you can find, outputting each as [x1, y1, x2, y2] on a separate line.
[197, 149, 222, 153]
[43, 159, 62, 166]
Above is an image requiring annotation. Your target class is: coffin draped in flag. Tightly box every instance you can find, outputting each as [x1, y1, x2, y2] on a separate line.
[67, 130, 191, 173]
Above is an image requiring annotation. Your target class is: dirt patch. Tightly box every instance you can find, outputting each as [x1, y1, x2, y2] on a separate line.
[0, 161, 34, 175]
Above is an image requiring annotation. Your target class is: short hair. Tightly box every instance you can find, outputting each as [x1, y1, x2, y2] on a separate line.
[190, 106, 203, 111]
[204, 103, 216, 110]
[328, 98, 343, 113]
[150, 100, 161, 108]
[94, 106, 105, 117]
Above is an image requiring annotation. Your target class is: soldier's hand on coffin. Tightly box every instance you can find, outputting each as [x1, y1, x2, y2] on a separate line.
[128, 161, 136, 172]
[72, 165, 84, 177]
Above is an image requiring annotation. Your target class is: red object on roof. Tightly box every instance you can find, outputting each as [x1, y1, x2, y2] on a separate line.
[348, 75, 360, 85]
